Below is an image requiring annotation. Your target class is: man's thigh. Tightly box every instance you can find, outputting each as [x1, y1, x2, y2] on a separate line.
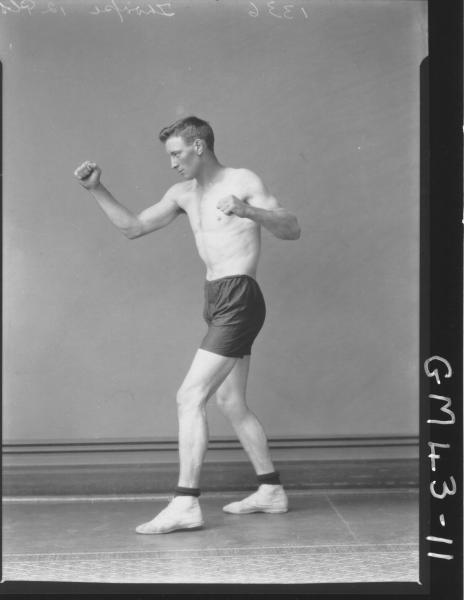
[179, 348, 238, 401]
[216, 356, 251, 401]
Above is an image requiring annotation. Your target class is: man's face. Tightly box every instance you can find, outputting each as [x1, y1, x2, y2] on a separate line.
[165, 136, 200, 179]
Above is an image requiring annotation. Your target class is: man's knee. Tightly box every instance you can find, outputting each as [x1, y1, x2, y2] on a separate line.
[216, 389, 246, 417]
[176, 383, 208, 412]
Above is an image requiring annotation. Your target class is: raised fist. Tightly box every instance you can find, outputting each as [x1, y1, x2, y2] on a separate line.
[74, 161, 101, 190]
[217, 195, 249, 218]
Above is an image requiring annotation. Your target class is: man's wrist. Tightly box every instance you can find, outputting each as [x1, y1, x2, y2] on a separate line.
[244, 204, 257, 219]
[89, 181, 104, 194]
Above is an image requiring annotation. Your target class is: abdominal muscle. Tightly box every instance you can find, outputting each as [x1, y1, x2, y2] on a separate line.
[194, 220, 261, 281]
[177, 173, 262, 281]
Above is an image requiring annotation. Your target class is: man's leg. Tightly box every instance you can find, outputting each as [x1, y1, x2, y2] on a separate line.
[215, 357, 288, 514]
[136, 349, 237, 534]
[176, 349, 237, 488]
[215, 356, 274, 474]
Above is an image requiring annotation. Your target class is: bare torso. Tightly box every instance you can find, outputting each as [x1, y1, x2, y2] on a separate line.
[175, 168, 261, 280]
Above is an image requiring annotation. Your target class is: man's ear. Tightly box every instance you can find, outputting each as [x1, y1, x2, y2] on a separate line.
[194, 139, 205, 155]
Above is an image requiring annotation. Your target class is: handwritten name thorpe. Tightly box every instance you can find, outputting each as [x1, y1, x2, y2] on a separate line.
[0, 0, 176, 18]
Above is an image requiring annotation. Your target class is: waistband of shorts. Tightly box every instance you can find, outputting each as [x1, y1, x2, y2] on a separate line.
[205, 274, 257, 287]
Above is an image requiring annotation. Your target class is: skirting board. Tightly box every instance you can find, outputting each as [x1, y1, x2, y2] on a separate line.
[3, 435, 418, 496]
[3, 459, 418, 496]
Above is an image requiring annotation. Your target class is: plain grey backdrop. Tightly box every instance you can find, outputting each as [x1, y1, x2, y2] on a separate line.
[2, 0, 427, 444]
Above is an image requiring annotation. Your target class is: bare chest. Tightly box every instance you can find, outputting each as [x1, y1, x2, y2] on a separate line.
[179, 185, 248, 234]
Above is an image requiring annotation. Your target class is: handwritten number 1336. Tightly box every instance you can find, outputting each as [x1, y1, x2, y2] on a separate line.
[249, 2, 309, 19]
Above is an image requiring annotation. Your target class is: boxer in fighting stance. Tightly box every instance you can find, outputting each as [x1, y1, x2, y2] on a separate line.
[74, 116, 300, 534]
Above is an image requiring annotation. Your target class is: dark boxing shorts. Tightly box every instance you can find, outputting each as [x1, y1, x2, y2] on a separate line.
[200, 275, 266, 358]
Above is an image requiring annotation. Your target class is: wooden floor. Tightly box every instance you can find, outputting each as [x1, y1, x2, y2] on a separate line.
[2, 489, 419, 584]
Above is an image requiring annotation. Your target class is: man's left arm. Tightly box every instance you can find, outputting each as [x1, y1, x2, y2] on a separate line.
[217, 170, 301, 240]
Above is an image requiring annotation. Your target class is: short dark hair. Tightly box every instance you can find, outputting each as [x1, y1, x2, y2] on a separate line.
[159, 116, 215, 152]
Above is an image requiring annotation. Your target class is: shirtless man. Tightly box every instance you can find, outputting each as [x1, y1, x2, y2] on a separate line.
[74, 116, 300, 534]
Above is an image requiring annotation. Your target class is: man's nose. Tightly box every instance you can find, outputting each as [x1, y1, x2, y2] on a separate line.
[171, 158, 178, 169]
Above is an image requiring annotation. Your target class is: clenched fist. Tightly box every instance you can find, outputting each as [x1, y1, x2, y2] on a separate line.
[74, 161, 101, 190]
[217, 195, 250, 218]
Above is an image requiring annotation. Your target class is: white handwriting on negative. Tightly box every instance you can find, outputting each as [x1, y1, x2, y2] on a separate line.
[0, 0, 175, 19]
[248, 2, 308, 20]
[0, 0, 36, 15]
[424, 355, 456, 561]
[430, 476, 457, 500]
[427, 395, 456, 425]
[424, 355, 453, 385]
[89, 1, 175, 22]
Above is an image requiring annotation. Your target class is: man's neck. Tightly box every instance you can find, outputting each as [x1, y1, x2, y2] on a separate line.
[195, 155, 225, 189]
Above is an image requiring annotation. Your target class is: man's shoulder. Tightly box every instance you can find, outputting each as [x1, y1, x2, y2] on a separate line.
[228, 167, 259, 179]
[228, 168, 265, 196]
[227, 167, 262, 188]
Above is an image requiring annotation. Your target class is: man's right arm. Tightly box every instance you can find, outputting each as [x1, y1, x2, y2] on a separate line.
[74, 161, 183, 239]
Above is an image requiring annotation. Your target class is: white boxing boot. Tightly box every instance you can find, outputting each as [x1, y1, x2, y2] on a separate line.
[136, 496, 204, 534]
[222, 484, 288, 514]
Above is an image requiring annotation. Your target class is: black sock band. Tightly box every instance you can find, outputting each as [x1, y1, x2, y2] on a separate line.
[257, 471, 281, 485]
[174, 486, 201, 498]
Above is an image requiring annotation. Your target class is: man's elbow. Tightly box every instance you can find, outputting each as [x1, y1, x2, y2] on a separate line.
[122, 214, 150, 239]
[284, 217, 301, 240]
[291, 222, 301, 240]
[123, 223, 144, 240]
